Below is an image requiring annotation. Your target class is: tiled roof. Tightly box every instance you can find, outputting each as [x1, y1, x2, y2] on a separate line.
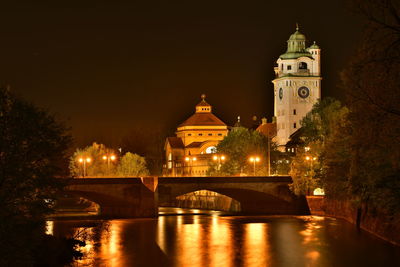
[196, 100, 211, 107]
[185, 142, 204, 148]
[256, 122, 277, 138]
[178, 113, 226, 127]
[166, 137, 184, 149]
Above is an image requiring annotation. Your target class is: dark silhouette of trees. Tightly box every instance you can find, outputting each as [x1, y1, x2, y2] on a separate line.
[0, 87, 74, 265]
[340, 0, 400, 212]
[119, 126, 165, 175]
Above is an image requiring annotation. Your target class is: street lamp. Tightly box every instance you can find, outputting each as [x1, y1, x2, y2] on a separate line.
[213, 154, 226, 171]
[185, 156, 197, 176]
[78, 157, 91, 177]
[249, 156, 260, 176]
[305, 156, 317, 165]
[103, 154, 117, 173]
[305, 155, 317, 195]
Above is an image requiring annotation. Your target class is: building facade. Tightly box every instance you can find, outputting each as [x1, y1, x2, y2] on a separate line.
[272, 25, 321, 147]
[164, 95, 228, 176]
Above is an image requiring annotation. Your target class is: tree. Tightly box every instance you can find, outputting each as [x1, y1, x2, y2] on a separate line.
[117, 152, 149, 177]
[69, 143, 117, 177]
[0, 87, 73, 265]
[340, 0, 400, 213]
[211, 127, 280, 176]
[119, 126, 166, 175]
[289, 98, 349, 195]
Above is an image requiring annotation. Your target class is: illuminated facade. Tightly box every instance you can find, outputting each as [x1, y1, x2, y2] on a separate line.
[272, 25, 321, 147]
[164, 95, 228, 176]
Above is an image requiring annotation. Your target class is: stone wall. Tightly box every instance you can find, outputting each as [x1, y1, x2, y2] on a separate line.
[306, 196, 400, 246]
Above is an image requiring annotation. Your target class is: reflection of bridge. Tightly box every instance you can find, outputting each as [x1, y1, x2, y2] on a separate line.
[64, 176, 310, 218]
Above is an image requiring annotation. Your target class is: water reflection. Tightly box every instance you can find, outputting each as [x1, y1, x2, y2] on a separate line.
[209, 216, 233, 267]
[243, 223, 270, 266]
[45, 220, 53, 235]
[100, 221, 123, 267]
[48, 208, 400, 267]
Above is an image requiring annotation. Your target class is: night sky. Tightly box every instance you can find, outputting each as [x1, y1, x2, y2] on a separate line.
[0, 1, 362, 147]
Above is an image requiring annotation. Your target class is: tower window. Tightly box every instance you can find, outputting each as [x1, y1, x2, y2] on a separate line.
[198, 133, 203, 136]
[208, 133, 212, 136]
[293, 109, 296, 115]
[287, 65, 292, 70]
[299, 62, 307, 70]
[294, 123, 297, 129]
[188, 134, 192, 136]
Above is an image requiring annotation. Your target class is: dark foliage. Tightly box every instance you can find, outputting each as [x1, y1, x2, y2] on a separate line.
[339, 0, 400, 213]
[0, 87, 74, 265]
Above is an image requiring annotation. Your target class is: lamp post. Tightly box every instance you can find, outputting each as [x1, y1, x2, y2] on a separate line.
[185, 156, 197, 176]
[305, 156, 317, 169]
[249, 156, 260, 176]
[213, 154, 226, 171]
[78, 157, 91, 177]
[305, 155, 317, 195]
[102, 154, 116, 174]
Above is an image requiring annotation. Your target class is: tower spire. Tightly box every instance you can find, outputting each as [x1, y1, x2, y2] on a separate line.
[296, 23, 299, 31]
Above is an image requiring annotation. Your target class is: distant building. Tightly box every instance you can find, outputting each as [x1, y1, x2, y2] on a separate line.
[285, 128, 305, 154]
[272, 25, 321, 148]
[256, 117, 277, 139]
[164, 95, 228, 176]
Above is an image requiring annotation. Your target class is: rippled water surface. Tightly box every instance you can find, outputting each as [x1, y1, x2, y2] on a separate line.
[48, 208, 400, 267]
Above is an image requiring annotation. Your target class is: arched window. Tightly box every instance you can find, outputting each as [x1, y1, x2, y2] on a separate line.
[299, 62, 307, 70]
[205, 146, 217, 154]
[167, 153, 172, 169]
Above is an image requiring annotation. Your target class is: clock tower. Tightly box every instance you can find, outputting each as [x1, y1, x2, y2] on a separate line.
[272, 25, 321, 147]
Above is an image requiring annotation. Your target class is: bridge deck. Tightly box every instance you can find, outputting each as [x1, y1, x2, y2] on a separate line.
[158, 176, 292, 184]
[66, 176, 292, 185]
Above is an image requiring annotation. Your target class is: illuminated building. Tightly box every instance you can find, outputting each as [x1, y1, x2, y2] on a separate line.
[164, 94, 228, 176]
[272, 25, 321, 148]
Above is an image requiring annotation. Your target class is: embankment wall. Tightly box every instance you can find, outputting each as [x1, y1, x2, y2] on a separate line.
[307, 196, 400, 246]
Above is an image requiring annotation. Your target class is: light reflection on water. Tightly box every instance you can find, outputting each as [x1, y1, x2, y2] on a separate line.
[243, 223, 270, 267]
[48, 208, 400, 267]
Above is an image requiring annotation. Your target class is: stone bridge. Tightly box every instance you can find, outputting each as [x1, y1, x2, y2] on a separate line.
[64, 176, 309, 218]
[158, 176, 309, 215]
[65, 178, 158, 218]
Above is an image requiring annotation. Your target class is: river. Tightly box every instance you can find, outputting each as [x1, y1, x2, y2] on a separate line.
[47, 208, 400, 267]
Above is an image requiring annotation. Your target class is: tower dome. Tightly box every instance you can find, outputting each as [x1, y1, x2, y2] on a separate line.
[288, 26, 306, 41]
[280, 24, 313, 60]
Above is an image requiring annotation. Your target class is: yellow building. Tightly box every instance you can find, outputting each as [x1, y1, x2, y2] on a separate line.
[164, 95, 228, 176]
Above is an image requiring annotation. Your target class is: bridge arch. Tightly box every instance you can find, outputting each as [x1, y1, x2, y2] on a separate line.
[175, 189, 241, 212]
[157, 179, 309, 215]
[170, 187, 296, 214]
[66, 190, 127, 208]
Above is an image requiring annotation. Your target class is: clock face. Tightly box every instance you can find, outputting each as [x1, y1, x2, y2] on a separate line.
[298, 86, 310, 98]
[279, 88, 283, 100]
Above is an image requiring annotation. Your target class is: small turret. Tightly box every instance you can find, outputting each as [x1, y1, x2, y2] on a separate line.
[195, 94, 212, 113]
[308, 41, 321, 76]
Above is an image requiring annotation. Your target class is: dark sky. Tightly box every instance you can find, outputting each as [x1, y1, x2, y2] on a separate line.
[0, 1, 363, 147]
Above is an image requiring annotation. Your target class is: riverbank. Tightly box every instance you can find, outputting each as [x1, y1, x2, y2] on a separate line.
[307, 196, 400, 246]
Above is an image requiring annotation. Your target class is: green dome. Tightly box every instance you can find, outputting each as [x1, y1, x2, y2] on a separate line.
[309, 41, 320, 49]
[288, 30, 306, 41]
[280, 25, 312, 60]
